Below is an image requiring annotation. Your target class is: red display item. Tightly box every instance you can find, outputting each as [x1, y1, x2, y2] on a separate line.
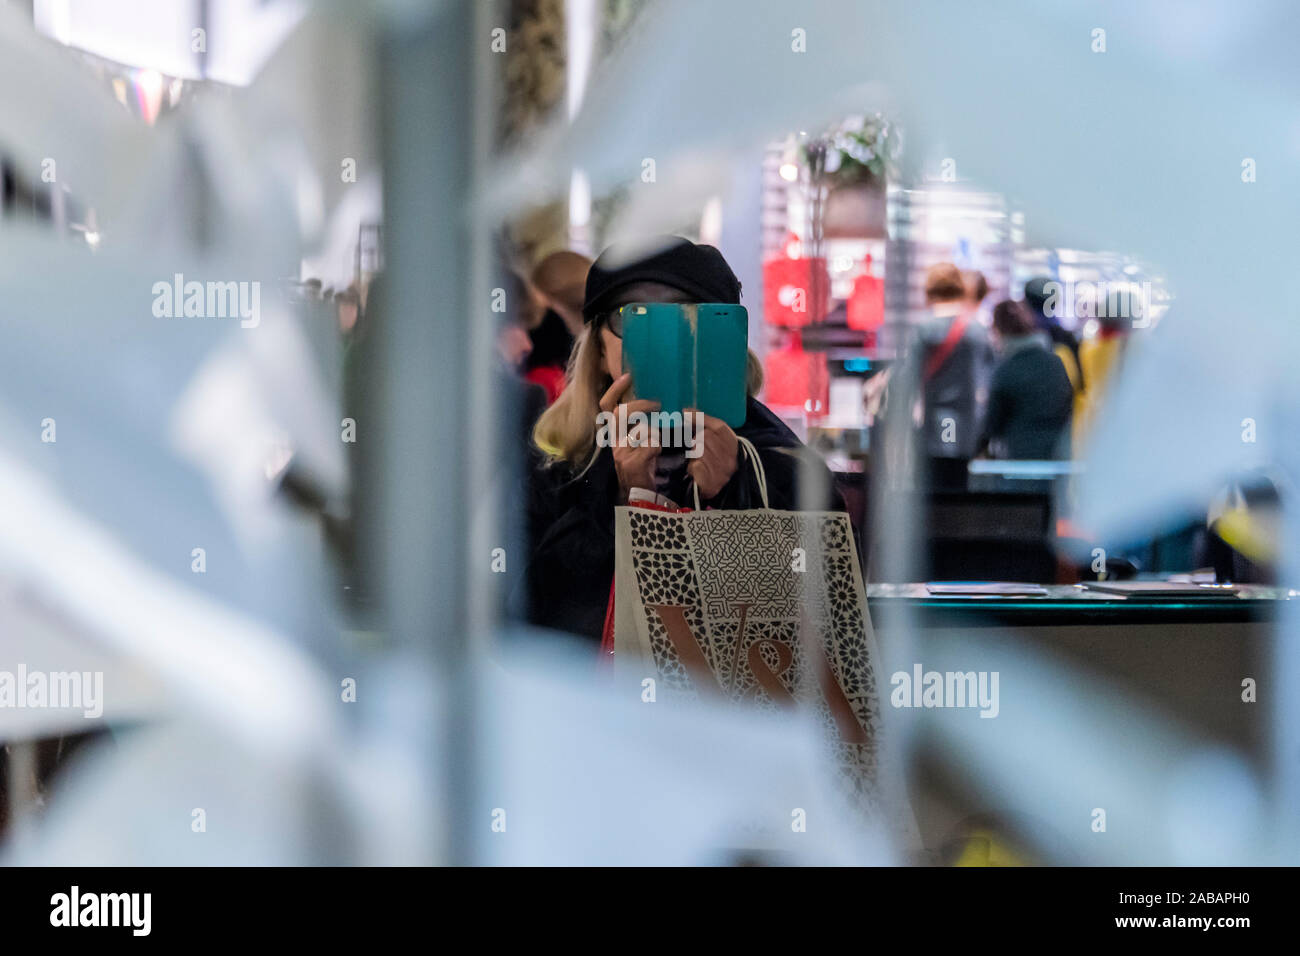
[763, 344, 830, 419]
[763, 255, 829, 328]
[846, 256, 885, 332]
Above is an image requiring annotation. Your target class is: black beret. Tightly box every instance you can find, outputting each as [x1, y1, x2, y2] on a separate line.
[582, 236, 741, 323]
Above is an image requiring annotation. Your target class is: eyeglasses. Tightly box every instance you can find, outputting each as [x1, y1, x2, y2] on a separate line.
[597, 303, 680, 338]
[596, 304, 635, 338]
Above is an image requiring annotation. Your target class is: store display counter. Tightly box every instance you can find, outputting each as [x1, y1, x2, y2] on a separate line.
[865, 581, 1283, 850]
[866, 582, 1289, 628]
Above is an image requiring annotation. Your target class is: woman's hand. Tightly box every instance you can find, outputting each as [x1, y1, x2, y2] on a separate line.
[600, 373, 661, 502]
[684, 409, 739, 501]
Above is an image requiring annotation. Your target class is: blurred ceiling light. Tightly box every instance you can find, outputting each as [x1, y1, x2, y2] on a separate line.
[70, 208, 100, 249]
[133, 68, 164, 125]
[698, 196, 723, 247]
[565, 0, 598, 120]
[568, 168, 591, 253]
[778, 134, 801, 182]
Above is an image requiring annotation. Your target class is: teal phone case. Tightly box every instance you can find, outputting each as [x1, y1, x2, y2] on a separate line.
[620, 302, 748, 427]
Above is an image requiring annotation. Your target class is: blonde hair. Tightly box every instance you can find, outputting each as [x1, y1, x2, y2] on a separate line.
[532, 326, 766, 468]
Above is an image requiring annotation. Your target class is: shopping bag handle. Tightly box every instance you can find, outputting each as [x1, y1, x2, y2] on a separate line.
[692, 435, 769, 510]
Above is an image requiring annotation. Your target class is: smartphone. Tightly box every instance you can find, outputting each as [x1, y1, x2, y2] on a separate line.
[620, 302, 748, 427]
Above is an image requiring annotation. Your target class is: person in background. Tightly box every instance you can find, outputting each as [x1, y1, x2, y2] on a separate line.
[1023, 275, 1085, 403]
[1075, 284, 1138, 445]
[488, 266, 549, 628]
[526, 236, 842, 642]
[525, 250, 591, 403]
[962, 269, 991, 325]
[496, 306, 535, 371]
[916, 262, 994, 489]
[495, 271, 549, 450]
[530, 250, 589, 337]
[978, 299, 1074, 459]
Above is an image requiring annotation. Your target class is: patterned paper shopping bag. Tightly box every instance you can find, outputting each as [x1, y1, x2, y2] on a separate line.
[612, 502, 885, 810]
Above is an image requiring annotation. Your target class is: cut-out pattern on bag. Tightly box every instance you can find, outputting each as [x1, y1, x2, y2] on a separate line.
[624, 508, 881, 808]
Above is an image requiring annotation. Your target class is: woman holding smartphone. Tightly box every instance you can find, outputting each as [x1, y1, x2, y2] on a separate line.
[524, 236, 842, 643]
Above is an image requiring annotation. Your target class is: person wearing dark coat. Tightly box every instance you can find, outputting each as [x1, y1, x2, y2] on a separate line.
[1024, 275, 1085, 397]
[523, 236, 842, 643]
[978, 299, 1074, 460]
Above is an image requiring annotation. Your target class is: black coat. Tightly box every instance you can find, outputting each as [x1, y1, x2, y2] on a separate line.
[524, 397, 843, 642]
[979, 340, 1074, 459]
